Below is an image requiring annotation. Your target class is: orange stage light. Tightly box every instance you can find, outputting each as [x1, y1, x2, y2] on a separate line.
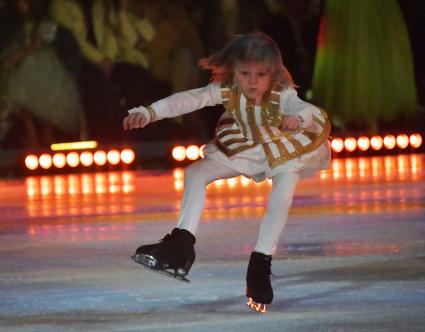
[331, 138, 344, 153]
[107, 150, 121, 165]
[52, 153, 66, 168]
[383, 135, 396, 150]
[344, 137, 357, 152]
[120, 149, 135, 164]
[172, 146, 186, 161]
[80, 151, 94, 167]
[25, 154, 39, 170]
[39, 154, 53, 169]
[66, 152, 80, 167]
[186, 145, 200, 161]
[396, 134, 409, 149]
[357, 136, 370, 151]
[199, 144, 206, 158]
[370, 135, 383, 150]
[93, 150, 107, 166]
[409, 133, 422, 149]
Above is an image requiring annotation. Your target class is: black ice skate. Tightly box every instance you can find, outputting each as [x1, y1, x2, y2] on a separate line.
[131, 228, 196, 282]
[246, 251, 273, 313]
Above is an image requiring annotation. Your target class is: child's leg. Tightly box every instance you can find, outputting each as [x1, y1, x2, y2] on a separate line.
[254, 171, 300, 255]
[177, 158, 240, 235]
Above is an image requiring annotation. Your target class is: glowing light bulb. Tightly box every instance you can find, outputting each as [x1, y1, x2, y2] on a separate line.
[409, 133, 422, 149]
[120, 149, 135, 164]
[107, 150, 121, 165]
[94, 150, 107, 166]
[383, 135, 396, 150]
[80, 151, 94, 167]
[331, 138, 344, 153]
[186, 145, 200, 161]
[370, 135, 383, 150]
[172, 146, 186, 161]
[25, 154, 39, 170]
[199, 144, 207, 158]
[344, 137, 357, 152]
[39, 154, 53, 169]
[357, 136, 370, 151]
[396, 134, 409, 149]
[53, 153, 66, 168]
[66, 152, 80, 167]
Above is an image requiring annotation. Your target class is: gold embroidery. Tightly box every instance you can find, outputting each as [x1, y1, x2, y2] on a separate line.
[217, 129, 243, 139]
[146, 105, 157, 122]
[217, 116, 234, 127]
[218, 84, 331, 169]
[221, 137, 249, 145]
[216, 141, 258, 156]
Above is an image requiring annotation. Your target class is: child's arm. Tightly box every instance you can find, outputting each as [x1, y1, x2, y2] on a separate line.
[280, 88, 317, 130]
[123, 84, 222, 130]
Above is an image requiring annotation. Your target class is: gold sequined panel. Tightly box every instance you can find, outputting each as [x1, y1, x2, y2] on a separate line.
[146, 105, 157, 122]
[264, 108, 331, 169]
[218, 84, 331, 168]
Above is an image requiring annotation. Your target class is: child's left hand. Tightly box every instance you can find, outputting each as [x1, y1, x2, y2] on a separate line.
[280, 115, 300, 130]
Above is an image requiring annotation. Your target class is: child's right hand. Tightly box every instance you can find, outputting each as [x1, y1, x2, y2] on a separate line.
[123, 112, 149, 130]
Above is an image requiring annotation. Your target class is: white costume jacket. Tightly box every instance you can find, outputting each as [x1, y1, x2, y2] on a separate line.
[129, 82, 331, 181]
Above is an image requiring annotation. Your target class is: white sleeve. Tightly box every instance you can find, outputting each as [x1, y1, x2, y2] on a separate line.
[280, 88, 317, 128]
[128, 84, 222, 122]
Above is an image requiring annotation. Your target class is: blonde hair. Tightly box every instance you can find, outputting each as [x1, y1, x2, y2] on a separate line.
[199, 32, 296, 89]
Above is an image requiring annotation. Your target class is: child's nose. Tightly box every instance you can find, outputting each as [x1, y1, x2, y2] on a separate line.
[249, 74, 257, 84]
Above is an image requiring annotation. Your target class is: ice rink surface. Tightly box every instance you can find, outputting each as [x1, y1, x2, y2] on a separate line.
[0, 154, 424, 331]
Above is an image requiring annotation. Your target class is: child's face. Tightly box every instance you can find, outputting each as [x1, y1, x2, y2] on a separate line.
[234, 61, 273, 104]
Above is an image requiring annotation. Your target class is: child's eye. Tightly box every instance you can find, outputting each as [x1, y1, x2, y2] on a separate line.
[258, 72, 267, 77]
[240, 71, 248, 76]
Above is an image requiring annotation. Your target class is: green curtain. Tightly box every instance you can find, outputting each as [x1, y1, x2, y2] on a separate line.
[312, 0, 417, 133]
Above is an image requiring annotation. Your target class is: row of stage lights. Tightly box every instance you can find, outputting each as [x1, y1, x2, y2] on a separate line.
[23, 133, 423, 170]
[330, 133, 422, 154]
[24, 141, 135, 171]
[170, 133, 422, 162]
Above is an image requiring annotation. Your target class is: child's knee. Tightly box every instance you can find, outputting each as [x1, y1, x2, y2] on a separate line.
[184, 162, 208, 185]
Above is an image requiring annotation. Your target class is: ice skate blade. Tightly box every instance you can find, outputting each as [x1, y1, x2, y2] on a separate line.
[131, 255, 190, 283]
[246, 298, 267, 314]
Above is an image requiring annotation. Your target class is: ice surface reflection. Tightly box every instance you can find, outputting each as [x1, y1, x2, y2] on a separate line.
[19, 154, 424, 222]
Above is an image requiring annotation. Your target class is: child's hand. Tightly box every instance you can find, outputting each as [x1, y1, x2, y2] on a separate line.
[280, 115, 300, 130]
[123, 112, 149, 130]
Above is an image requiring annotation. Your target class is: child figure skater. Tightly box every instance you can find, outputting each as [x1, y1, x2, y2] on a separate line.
[123, 32, 331, 313]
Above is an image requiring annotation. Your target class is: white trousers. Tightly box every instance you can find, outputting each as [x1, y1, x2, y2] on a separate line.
[176, 158, 300, 255]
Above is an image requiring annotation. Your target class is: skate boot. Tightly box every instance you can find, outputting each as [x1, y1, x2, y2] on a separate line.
[132, 228, 196, 281]
[246, 251, 273, 313]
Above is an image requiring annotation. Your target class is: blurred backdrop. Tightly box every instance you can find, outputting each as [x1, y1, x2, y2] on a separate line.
[0, 0, 424, 174]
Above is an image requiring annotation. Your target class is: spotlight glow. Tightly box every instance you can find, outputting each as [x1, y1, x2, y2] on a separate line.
[94, 150, 107, 166]
[25, 155, 39, 170]
[39, 154, 53, 169]
[80, 151, 94, 167]
[344, 137, 357, 152]
[396, 134, 409, 149]
[383, 135, 396, 150]
[409, 133, 422, 149]
[331, 138, 344, 153]
[186, 145, 200, 161]
[199, 144, 206, 158]
[66, 152, 80, 167]
[172, 146, 186, 161]
[107, 150, 121, 165]
[52, 153, 66, 168]
[357, 136, 370, 151]
[120, 149, 135, 164]
[370, 135, 383, 150]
